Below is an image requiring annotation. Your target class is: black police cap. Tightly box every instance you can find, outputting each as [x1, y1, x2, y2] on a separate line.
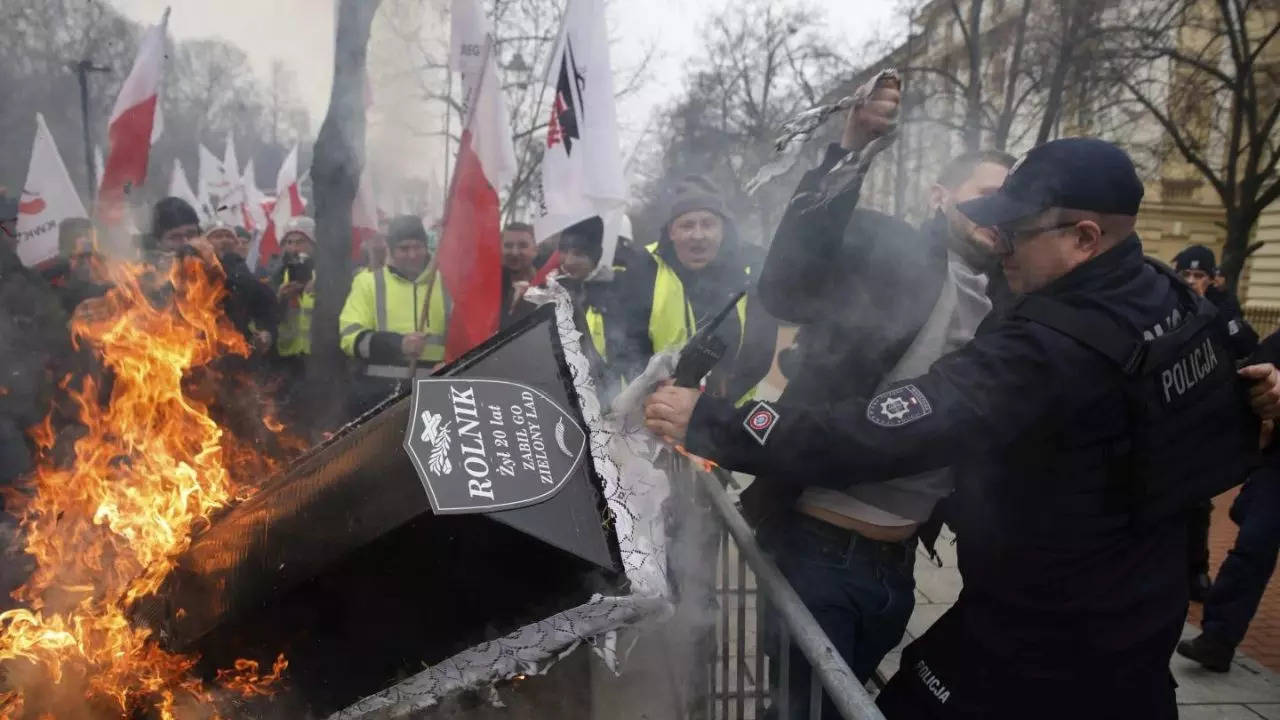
[1173, 245, 1217, 275]
[957, 137, 1144, 227]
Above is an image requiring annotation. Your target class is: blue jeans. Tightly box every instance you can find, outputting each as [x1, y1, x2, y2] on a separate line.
[762, 512, 916, 719]
[1203, 466, 1280, 647]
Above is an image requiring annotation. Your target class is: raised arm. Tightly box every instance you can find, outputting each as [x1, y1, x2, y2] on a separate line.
[757, 81, 904, 324]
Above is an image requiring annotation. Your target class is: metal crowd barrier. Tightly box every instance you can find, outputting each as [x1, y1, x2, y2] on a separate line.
[688, 465, 886, 720]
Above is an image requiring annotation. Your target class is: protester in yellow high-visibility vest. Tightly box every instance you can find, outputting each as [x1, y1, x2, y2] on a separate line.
[339, 215, 449, 416]
[615, 176, 778, 404]
[554, 217, 615, 356]
[274, 216, 317, 360]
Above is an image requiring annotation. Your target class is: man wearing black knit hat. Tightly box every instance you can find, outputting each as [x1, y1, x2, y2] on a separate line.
[614, 175, 778, 403]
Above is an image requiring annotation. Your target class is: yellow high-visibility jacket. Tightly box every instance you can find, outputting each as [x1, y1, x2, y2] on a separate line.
[339, 266, 448, 374]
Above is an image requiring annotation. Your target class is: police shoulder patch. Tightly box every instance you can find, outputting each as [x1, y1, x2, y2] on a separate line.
[867, 384, 932, 428]
[742, 401, 780, 446]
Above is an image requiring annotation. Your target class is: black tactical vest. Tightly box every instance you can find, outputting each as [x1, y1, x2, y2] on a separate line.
[1011, 263, 1259, 529]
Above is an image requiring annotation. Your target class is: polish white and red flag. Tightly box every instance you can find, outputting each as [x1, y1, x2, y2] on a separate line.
[259, 143, 305, 265]
[15, 113, 88, 267]
[439, 0, 516, 360]
[97, 8, 169, 229]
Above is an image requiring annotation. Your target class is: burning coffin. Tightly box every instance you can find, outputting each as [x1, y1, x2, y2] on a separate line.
[138, 296, 673, 718]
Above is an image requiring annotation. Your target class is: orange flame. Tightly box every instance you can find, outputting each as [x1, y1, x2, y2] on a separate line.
[0, 256, 295, 717]
[214, 654, 288, 699]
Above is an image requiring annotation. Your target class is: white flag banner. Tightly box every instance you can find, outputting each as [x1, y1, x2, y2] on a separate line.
[197, 144, 230, 223]
[533, 0, 626, 241]
[241, 159, 268, 232]
[219, 132, 244, 225]
[168, 158, 200, 213]
[16, 113, 88, 267]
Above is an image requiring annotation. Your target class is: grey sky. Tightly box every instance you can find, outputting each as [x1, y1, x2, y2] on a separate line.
[107, 0, 900, 172]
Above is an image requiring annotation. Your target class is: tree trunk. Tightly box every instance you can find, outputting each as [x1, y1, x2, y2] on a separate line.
[1221, 209, 1255, 296]
[308, 0, 382, 430]
[993, 0, 1033, 150]
[963, 0, 985, 151]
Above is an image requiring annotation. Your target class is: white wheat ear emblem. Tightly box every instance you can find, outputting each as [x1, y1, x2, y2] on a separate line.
[420, 410, 453, 475]
[554, 417, 574, 457]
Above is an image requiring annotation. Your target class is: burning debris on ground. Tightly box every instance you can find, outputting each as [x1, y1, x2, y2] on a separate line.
[0, 255, 306, 718]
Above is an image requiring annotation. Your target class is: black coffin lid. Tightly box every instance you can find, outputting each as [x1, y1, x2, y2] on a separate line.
[137, 303, 622, 716]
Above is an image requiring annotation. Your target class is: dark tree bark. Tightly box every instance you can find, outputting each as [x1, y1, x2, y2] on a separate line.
[957, 0, 985, 151]
[308, 0, 382, 428]
[1035, 0, 1096, 145]
[1102, 0, 1280, 292]
[992, 0, 1034, 150]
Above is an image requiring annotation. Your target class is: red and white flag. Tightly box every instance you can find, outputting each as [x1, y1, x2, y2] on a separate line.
[534, 0, 626, 241]
[15, 113, 88, 267]
[97, 8, 169, 228]
[440, 0, 517, 360]
[260, 144, 305, 264]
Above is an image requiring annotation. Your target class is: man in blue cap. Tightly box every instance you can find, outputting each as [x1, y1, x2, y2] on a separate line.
[645, 137, 1266, 718]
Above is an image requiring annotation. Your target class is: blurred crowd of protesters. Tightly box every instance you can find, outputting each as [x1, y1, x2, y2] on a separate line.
[0, 173, 780, 502]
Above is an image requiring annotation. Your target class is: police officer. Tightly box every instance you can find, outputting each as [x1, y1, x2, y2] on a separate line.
[1171, 244, 1259, 601]
[615, 175, 777, 403]
[339, 215, 448, 416]
[1173, 244, 1257, 357]
[645, 138, 1259, 719]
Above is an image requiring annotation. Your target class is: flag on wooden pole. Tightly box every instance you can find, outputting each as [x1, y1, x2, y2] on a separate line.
[97, 8, 169, 233]
[437, 0, 516, 360]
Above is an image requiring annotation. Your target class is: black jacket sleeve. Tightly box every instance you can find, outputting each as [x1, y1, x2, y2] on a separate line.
[724, 285, 779, 401]
[757, 144, 864, 324]
[612, 252, 658, 383]
[686, 319, 1109, 483]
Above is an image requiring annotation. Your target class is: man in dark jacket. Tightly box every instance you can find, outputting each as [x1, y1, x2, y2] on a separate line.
[614, 176, 777, 404]
[1178, 328, 1280, 672]
[646, 138, 1260, 718]
[1173, 244, 1257, 357]
[637, 80, 1013, 716]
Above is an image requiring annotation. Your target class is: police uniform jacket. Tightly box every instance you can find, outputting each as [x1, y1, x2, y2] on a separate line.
[689, 235, 1245, 659]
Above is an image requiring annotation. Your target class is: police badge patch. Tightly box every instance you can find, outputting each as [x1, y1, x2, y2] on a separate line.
[743, 401, 780, 446]
[868, 384, 932, 427]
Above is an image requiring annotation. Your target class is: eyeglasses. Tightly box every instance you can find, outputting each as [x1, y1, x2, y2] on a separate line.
[994, 221, 1079, 254]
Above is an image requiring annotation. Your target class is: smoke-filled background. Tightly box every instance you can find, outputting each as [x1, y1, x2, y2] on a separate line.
[0, 0, 899, 243]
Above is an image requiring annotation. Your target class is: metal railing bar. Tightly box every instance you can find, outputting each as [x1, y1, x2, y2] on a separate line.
[755, 589, 767, 719]
[779, 624, 791, 720]
[721, 526, 731, 720]
[696, 471, 886, 720]
[736, 546, 747, 719]
[810, 674, 823, 720]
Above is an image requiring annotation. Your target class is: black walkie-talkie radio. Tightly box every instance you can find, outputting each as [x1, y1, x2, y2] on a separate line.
[672, 290, 746, 389]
